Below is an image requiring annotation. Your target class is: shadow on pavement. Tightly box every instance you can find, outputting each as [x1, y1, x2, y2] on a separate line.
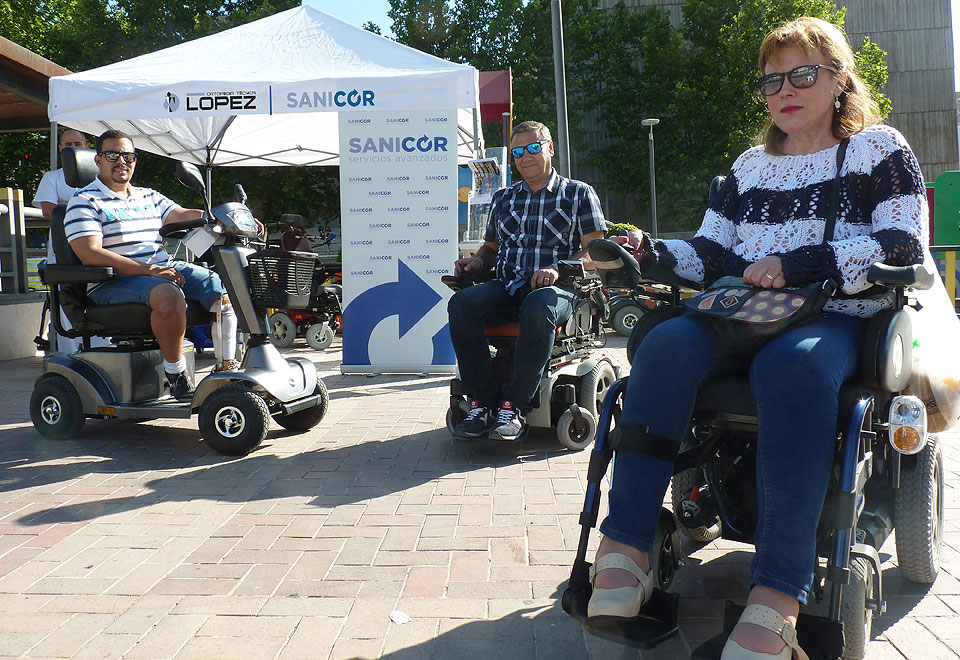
[11, 423, 571, 526]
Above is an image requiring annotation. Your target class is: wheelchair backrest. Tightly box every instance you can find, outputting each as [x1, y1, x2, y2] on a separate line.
[51, 147, 99, 267]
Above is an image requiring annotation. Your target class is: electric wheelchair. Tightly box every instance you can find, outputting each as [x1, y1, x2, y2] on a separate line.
[30, 148, 329, 455]
[442, 261, 620, 450]
[561, 237, 944, 660]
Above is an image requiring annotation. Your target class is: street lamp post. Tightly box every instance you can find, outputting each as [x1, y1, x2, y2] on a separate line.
[551, 0, 570, 178]
[641, 118, 660, 238]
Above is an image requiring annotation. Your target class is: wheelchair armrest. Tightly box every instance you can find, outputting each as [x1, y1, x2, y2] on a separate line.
[41, 264, 114, 285]
[441, 269, 495, 292]
[587, 238, 702, 292]
[866, 263, 934, 290]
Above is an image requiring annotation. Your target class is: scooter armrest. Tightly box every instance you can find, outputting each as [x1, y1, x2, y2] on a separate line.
[41, 264, 114, 285]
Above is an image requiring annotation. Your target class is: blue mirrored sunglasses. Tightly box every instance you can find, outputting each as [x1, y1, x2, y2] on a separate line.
[511, 140, 549, 159]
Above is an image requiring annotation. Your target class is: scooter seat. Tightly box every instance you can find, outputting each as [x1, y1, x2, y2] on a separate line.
[483, 322, 562, 338]
[80, 301, 212, 334]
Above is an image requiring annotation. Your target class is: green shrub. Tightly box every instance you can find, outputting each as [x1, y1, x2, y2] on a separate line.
[605, 223, 639, 238]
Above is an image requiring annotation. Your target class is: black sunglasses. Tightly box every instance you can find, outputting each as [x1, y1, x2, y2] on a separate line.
[511, 141, 549, 159]
[757, 64, 839, 96]
[99, 150, 138, 163]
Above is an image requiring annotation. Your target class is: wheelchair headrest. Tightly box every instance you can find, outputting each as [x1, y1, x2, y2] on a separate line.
[587, 238, 643, 290]
[709, 175, 726, 205]
[61, 147, 99, 188]
[280, 213, 306, 228]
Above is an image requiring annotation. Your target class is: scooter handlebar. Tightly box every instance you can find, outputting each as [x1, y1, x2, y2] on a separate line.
[159, 216, 207, 238]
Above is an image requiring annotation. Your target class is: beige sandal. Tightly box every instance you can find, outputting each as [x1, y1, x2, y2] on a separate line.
[586, 552, 656, 619]
[720, 604, 809, 660]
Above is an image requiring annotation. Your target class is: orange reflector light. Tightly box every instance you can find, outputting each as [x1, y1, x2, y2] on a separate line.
[892, 426, 921, 454]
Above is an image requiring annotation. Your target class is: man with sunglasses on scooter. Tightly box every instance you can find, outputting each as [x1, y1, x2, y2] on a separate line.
[63, 130, 240, 401]
[448, 120, 606, 441]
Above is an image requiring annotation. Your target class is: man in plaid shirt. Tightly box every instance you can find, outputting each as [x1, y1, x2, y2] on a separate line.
[448, 120, 606, 441]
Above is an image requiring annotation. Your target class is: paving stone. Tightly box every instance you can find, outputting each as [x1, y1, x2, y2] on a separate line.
[0, 345, 955, 659]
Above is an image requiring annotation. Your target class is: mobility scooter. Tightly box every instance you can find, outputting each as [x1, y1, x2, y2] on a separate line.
[30, 148, 329, 455]
[561, 236, 943, 660]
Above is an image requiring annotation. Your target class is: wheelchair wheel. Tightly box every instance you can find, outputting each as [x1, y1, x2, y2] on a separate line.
[305, 323, 335, 351]
[30, 375, 85, 439]
[198, 385, 270, 455]
[894, 435, 943, 584]
[839, 556, 872, 660]
[268, 312, 297, 348]
[578, 360, 618, 418]
[611, 303, 645, 337]
[671, 463, 722, 543]
[557, 407, 597, 451]
[273, 379, 329, 433]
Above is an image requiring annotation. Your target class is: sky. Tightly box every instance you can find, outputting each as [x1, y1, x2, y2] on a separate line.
[305, 0, 960, 91]
[303, 0, 394, 36]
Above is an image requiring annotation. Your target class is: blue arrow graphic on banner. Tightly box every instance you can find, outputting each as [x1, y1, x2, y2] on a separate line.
[342, 260, 442, 366]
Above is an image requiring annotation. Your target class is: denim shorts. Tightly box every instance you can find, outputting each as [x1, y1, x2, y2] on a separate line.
[88, 260, 226, 311]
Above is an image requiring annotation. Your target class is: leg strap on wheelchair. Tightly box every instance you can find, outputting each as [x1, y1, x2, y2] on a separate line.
[611, 422, 681, 463]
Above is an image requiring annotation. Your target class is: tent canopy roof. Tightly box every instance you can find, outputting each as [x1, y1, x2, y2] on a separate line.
[49, 6, 481, 166]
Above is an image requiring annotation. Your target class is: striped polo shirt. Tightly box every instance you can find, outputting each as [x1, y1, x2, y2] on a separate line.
[64, 177, 175, 265]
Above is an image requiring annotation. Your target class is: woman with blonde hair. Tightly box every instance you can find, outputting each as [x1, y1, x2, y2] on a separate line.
[587, 17, 925, 660]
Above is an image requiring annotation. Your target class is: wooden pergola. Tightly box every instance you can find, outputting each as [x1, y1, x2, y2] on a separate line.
[0, 36, 70, 139]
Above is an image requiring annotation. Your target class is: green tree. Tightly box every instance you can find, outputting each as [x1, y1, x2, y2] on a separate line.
[570, 0, 890, 231]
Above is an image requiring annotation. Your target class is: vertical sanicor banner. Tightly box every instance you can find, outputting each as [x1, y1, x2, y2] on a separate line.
[339, 109, 459, 374]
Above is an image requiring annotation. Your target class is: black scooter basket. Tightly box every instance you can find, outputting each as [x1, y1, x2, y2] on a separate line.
[247, 248, 318, 309]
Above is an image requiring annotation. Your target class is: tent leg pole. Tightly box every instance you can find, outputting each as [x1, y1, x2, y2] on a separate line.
[205, 167, 213, 210]
[472, 108, 480, 157]
[50, 122, 58, 169]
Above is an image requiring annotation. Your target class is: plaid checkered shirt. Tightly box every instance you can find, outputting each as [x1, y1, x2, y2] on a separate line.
[484, 170, 606, 294]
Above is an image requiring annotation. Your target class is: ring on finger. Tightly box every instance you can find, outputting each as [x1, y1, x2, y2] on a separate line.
[763, 273, 775, 280]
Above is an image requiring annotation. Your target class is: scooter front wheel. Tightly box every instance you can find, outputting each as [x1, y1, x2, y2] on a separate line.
[305, 323, 334, 351]
[273, 379, 330, 432]
[198, 385, 270, 455]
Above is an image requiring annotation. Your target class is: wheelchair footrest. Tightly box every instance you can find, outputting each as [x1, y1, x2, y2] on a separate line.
[691, 601, 844, 660]
[562, 584, 679, 649]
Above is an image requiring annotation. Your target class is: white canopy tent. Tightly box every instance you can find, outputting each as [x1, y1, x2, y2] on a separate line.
[47, 5, 482, 167]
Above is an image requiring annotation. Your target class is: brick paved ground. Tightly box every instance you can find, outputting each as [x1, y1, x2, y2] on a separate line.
[0, 336, 956, 659]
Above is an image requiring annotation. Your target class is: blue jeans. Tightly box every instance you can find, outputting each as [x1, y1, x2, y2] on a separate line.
[599, 311, 867, 603]
[89, 260, 226, 311]
[447, 279, 576, 413]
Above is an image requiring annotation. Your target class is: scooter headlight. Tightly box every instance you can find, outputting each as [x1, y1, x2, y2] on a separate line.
[887, 395, 927, 455]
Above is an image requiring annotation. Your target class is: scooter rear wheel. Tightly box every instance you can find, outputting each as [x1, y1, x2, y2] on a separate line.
[268, 312, 297, 348]
[30, 375, 85, 439]
[198, 385, 270, 455]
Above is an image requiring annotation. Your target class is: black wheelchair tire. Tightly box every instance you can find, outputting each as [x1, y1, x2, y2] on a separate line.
[894, 435, 943, 584]
[839, 556, 872, 660]
[626, 305, 686, 365]
[198, 385, 270, 455]
[650, 514, 681, 591]
[30, 375, 85, 439]
[273, 379, 329, 433]
[578, 360, 618, 419]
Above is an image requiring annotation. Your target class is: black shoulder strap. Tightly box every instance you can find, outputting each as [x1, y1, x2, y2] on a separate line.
[823, 137, 849, 243]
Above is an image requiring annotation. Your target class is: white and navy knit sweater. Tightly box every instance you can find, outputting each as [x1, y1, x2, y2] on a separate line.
[648, 124, 927, 317]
